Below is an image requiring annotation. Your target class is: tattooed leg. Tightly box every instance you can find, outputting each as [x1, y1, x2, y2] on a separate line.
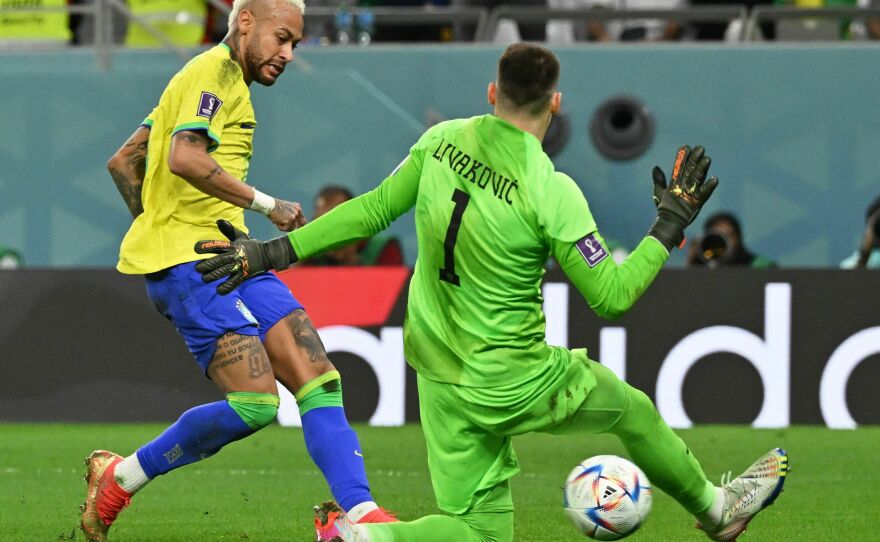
[208, 332, 278, 394]
[262, 310, 377, 512]
[263, 308, 335, 392]
[128, 333, 278, 488]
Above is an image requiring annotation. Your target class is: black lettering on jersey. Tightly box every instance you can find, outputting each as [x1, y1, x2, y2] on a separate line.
[432, 140, 455, 163]
[497, 177, 510, 201]
[431, 138, 445, 160]
[453, 154, 470, 175]
[477, 166, 492, 189]
[505, 179, 519, 204]
[430, 139, 517, 205]
[447, 149, 462, 169]
[490, 172, 502, 198]
[463, 159, 483, 184]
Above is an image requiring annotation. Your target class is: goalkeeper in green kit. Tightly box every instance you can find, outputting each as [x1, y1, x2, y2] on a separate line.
[194, 43, 788, 542]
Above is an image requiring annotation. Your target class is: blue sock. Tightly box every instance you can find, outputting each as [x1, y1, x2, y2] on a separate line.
[136, 400, 255, 479]
[301, 406, 373, 511]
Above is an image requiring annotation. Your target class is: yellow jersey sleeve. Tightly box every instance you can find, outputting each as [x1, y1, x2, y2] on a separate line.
[168, 56, 238, 152]
[141, 107, 157, 128]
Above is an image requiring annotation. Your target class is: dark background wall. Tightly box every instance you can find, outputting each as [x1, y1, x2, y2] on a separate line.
[1, 269, 877, 427]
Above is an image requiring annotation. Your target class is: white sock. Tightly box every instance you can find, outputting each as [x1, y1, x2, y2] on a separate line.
[114, 454, 150, 494]
[695, 487, 726, 528]
[346, 501, 378, 524]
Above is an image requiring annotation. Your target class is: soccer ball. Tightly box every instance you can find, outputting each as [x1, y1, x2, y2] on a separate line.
[562, 455, 652, 540]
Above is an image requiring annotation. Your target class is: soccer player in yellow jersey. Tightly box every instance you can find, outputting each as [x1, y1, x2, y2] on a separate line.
[80, 1, 395, 540]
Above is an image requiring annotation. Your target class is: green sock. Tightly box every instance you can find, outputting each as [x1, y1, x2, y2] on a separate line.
[612, 385, 716, 515]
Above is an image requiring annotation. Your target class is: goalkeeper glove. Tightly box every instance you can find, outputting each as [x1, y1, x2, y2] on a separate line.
[194, 220, 298, 295]
[648, 145, 719, 251]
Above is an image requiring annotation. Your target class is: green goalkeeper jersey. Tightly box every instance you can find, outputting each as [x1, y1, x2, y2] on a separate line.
[289, 114, 668, 388]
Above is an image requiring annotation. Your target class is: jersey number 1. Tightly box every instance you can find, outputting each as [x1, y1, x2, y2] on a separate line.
[439, 189, 470, 286]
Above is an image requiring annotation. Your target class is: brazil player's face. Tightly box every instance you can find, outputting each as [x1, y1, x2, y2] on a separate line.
[244, 2, 303, 86]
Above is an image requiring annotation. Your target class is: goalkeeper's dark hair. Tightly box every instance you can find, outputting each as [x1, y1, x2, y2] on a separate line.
[497, 43, 560, 116]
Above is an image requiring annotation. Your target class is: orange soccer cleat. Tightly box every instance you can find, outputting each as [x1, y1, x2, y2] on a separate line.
[80, 450, 132, 542]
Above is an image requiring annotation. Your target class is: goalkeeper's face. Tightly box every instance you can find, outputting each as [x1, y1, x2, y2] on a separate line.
[243, 0, 303, 86]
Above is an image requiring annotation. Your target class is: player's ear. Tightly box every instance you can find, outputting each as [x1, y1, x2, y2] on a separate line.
[487, 82, 497, 106]
[238, 8, 255, 34]
[550, 91, 562, 115]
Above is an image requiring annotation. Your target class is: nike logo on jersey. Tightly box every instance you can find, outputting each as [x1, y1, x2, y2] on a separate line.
[431, 138, 519, 205]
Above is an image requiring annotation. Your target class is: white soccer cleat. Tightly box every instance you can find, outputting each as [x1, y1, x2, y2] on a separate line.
[698, 448, 789, 541]
[333, 513, 372, 542]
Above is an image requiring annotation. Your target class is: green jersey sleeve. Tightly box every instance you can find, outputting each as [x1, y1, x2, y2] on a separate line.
[289, 147, 423, 260]
[551, 234, 669, 320]
[538, 172, 598, 243]
[538, 171, 668, 319]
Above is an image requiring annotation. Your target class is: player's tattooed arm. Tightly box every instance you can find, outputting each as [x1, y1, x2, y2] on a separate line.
[287, 309, 330, 364]
[169, 130, 261, 209]
[107, 125, 150, 218]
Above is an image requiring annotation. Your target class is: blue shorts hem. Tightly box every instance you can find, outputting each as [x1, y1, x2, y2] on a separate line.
[145, 263, 303, 373]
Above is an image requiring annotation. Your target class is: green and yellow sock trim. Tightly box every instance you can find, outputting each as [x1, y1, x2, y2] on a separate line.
[296, 371, 343, 417]
[294, 370, 341, 401]
[227, 392, 280, 430]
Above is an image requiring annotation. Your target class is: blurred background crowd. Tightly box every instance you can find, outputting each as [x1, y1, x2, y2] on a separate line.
[1, 0, 879, 48]
[1, 1, 878, 270]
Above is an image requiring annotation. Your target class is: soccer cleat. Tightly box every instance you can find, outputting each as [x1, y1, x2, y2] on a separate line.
[698, 448, 789, 541]
[333, 513, 372, 542]
[315, 501, 345, 542]
[315, 501, 392, 541]
[81, 450, 132, 542]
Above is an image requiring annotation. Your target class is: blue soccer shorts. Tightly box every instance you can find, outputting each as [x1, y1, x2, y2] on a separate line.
[144, 261, 303, 373]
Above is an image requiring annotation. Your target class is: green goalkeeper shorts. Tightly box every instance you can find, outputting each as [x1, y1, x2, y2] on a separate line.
[417, 347, 597, 515]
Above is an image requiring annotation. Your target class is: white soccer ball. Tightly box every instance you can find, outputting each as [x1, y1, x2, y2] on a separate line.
[562, 455, 653, 540]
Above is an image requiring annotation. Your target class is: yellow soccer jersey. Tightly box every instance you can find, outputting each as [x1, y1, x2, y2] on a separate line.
[118, 43, 256, 274]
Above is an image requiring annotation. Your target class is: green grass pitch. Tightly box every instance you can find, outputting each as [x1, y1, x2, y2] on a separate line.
[1, 424, 876, 541]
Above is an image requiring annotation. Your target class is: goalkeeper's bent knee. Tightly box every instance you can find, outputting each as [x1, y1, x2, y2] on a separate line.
[226, 392, 280, 430]
[610, 384, 661, 444]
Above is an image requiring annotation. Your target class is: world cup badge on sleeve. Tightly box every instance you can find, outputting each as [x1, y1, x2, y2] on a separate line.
[197, 91, 223, 120]
[575, 233, 609, 268]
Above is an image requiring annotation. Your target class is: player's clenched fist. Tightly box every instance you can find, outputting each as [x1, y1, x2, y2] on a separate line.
[648, 145, 719, 251]
[269, 199, 306, 232]
[194, 220, 296, 295]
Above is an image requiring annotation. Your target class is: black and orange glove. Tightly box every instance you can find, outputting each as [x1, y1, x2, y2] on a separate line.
[194, 220, 297, 295]
[648, 145, 719, 251]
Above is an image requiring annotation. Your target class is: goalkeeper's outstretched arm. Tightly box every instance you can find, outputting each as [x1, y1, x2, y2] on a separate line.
[194, 152, 422, 294]
[287, 154, 421, 261]
[551, 233, 668, 321]
[551, 144, 718, 320]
